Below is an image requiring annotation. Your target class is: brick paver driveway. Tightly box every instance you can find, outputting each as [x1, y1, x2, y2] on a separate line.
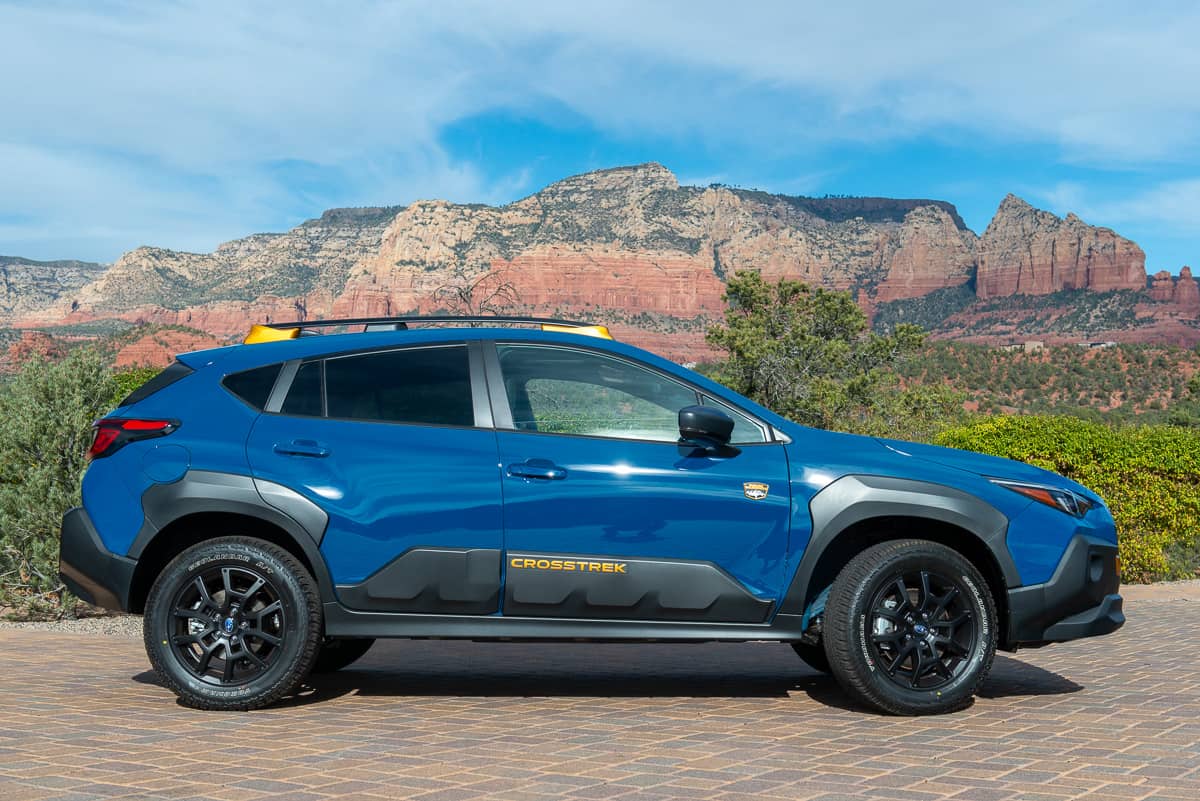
[2, 587, 1198, 801]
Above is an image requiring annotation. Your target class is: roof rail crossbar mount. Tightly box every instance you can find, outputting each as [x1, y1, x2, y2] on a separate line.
[261, 315, 597, 330]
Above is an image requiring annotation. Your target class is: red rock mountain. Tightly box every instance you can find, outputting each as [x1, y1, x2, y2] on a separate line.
[976, 195, 1146, 299]
[6, 164, 1198, 361]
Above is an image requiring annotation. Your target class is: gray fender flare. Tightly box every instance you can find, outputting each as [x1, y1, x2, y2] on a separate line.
[128, 470, 334, 601]
[777, 474, 1017, 617]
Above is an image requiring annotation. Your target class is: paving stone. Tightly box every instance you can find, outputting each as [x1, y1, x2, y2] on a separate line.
[1, 596, 1199, 799]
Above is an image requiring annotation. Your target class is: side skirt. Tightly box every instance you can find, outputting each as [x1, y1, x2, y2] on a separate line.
[323, 602, 808, 642]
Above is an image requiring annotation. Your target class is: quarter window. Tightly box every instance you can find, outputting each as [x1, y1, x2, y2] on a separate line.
[222, 364, 281, 410]
[324, 346, 473, 426]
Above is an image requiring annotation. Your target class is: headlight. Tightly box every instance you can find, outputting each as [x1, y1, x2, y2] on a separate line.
[989, 478, 1094, 518]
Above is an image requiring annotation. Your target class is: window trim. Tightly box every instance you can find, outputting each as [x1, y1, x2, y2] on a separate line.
[484, 341, 774, 446]
[265, 341, 487, 430]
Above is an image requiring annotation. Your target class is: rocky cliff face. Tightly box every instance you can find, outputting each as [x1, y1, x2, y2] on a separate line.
[7, 164, 1196, 359]
[0, 256, 105, 318]
[976, 195, 1146, 300]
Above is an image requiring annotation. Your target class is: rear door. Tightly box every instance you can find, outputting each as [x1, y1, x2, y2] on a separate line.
[488, 342, 792, 623]
[246, 341, 505, 614]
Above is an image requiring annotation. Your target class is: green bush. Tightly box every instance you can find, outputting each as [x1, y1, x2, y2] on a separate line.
[0, 352, 155, 617]
[935, 416, 1200, 582]
[705, 271, 966, 441]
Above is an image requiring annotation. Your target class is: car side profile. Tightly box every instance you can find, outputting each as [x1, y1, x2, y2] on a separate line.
[59, 316, 1124, 715]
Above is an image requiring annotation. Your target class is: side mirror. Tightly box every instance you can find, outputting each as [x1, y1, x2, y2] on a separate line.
[678, 405, 734, 449]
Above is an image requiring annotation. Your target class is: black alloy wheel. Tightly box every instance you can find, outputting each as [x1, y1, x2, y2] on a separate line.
[170, 565, 286, 685]
[864, 569, 977, 691]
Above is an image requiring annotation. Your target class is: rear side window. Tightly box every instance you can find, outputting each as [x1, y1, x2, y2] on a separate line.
[222, 364, 281, 410]
[118, 361, 193, 407]
[281, 361, 323, 417]
[325, 346, 473, 426]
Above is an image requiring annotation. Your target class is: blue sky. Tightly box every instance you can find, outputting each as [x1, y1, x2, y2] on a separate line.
[2, 1, 1198, 273]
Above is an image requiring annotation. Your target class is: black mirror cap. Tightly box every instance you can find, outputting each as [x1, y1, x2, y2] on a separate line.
[678, 404, 734, 448]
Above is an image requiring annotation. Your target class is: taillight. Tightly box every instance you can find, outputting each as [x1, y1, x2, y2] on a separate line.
[89, 418, 178, 459]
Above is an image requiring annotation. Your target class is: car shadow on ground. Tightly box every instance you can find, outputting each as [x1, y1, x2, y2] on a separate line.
[132, 644, 1081, 712]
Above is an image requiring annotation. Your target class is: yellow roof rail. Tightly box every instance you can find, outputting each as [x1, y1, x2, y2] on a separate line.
[540, 323, 612, 339]
[244, 324, 300, 344]
[243, 316, 615, 342]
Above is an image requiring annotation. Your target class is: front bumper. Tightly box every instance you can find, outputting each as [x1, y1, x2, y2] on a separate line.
[1006, 533, 1124, 647]
[58, 507, 136, 612]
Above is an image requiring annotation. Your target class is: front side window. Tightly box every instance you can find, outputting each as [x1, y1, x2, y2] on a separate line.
[497, 345, 701, 442]
[324, 345, 473, 427]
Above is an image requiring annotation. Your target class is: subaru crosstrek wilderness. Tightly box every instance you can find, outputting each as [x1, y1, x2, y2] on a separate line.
[59, 316, 1124, 714]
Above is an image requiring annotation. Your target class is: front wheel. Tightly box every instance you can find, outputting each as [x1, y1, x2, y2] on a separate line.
[823, 539, 997, 715]
[143, 537, 322, 710]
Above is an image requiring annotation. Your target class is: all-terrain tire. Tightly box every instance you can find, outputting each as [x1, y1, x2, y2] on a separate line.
[791, 641, 831, 674]
[143, 537, 322, 711]
[823, 539, 997, 715]
[312, 638, 375, 673]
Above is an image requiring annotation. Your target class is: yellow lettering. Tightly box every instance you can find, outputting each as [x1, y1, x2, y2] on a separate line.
[588, 562, 602, 572]
[510, 558, 523, 568]
[522, 558, 536, 569]
[536, 559, 551, 569]
[615, 563, 627, 574]
[564, 560, 576, 571]
[602, 562, 614, 573]
[550, 560, 563, 570]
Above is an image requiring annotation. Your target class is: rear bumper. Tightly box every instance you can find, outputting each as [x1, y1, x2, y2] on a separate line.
[1006, 533, 1124, 647]
[58, 507, 135, 612]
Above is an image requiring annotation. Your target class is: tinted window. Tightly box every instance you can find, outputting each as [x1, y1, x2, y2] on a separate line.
[222, 364, 281, 410]
[118, 361, 193, 407]
[497, 345, 698, 442]
[281, 361, 323, 417]
[700, 395, 767, 444]
[325, 346, 473, 426]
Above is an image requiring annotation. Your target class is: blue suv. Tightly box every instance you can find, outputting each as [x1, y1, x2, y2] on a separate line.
[59, 316, 1124, 714]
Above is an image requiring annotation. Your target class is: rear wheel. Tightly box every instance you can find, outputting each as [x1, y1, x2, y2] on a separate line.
[313, 638, 375, 673]
[143, 537, 322, 710]
[823, 539, 996, 715]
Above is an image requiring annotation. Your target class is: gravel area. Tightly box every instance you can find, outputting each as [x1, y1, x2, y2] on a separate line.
[0, 614, 143, 637]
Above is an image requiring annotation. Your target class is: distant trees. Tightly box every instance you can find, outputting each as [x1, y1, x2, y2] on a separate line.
[433, 267, 520, 316]
[704, 270, 964, 440]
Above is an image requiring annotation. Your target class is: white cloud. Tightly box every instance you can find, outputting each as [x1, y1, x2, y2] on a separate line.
[2, 1, 1199, 260]
[1042, 178, 1200, 234]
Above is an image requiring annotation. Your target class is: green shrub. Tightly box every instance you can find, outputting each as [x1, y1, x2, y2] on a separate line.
[705, 271, 965, 441]
[0, 352, 156, 618]
[935, 416, 1200, 582]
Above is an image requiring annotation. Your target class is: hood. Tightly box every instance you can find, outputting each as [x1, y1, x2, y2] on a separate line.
[873, 437, 1098, 500]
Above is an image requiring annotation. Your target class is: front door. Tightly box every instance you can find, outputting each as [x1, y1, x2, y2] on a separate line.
[246, 342, 505, 614]
[489, 342, 791, 623]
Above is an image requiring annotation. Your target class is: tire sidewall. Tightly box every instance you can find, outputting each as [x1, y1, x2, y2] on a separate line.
[838, 546, 995, 713]
[145, 540, 316, 706]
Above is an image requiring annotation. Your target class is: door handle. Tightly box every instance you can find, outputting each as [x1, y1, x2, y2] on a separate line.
[274, 439, 330, 458]
[507, 459, 567, 480]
